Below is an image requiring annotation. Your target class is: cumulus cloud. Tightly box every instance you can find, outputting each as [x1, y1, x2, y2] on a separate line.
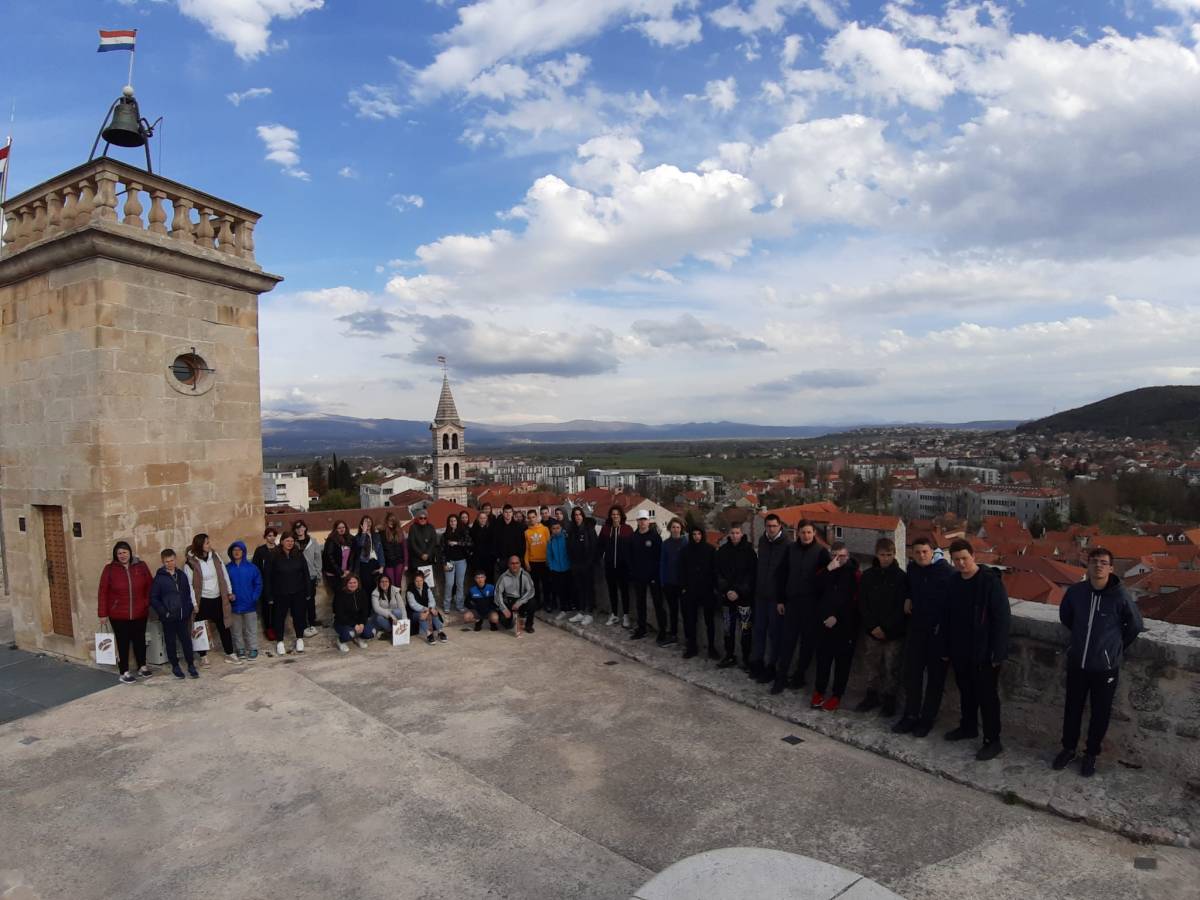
[178, 0, 322, 60]
[705, 77, 739, 112]
[632, 313, 770, 351]
[636, 15, 703, 46]
[288, 286, 372, 312]
[390, 194, 425, 212]
[709, 0, 842, 34]
[256, 123, 309, 180]
[824, 23, 955, 110]
[226, 86, 272, 106]
[337, 166, 358, 179]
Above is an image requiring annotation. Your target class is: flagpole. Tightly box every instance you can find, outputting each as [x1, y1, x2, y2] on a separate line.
[127, 43, 135, 90]
[0, 101, 12, 260]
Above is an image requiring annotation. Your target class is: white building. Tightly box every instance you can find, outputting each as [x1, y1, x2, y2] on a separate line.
[359, 475, 432, 509]
[263, 471, 310, 512]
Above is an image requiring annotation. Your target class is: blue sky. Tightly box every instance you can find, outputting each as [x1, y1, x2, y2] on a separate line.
[7, 1, 1200, 425]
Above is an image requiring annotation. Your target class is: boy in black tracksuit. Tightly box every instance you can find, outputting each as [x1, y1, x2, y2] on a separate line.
[944, 540, 1010, 761]
[772, 523, 830, 694]
[715, 525, 756, 669]
[1053, 548, 1143, 776]
[895, 539, 955, 737]
[811, 545, 858, 709]
[855, 539, 908, 717]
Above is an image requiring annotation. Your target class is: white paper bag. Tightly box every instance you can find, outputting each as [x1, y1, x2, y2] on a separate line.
[417, 564, 435, 584]
[190, 621, 211, 652]
[94, 629, 117, 666]
[391, 618, 411, 647]
[144, 620, 168, 665]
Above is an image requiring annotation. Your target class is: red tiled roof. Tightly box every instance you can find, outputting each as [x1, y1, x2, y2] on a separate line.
[1137, 584, 1200, 626]
[762, 502, 840, 528]
[997, 555, 1085, 587]
[1003, 571, 1065, 605]
[1089, 536, 1171, 559]
[1124, 569, 1200, 595]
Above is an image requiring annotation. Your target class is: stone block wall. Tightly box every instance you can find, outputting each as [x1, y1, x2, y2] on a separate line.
[0, 221, 279, 661]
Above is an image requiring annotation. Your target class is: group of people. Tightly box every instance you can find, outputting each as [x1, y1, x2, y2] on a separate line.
[96, 504, 1144, 776]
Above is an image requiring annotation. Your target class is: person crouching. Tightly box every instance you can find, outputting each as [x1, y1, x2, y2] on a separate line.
[333, 574, 376, 653]
[407, 571, 447, 645]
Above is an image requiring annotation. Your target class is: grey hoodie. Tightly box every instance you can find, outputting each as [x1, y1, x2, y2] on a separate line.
[495, 568, 535, 613]
[372, 585, 406, 620]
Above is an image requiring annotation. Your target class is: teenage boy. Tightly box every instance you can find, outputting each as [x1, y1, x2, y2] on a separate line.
[546, 520, 572, 619]
[252, 527, 278, 640]
[945, 539, 1010, 761]
[772, 520, 830, 695]
[894, 537, 955, 737]
[855, 538, 908, 717]
[1053, 547, 1144, 777]
[715, 524, 757, 669]
[749, 514, 790, 683]
[149, 549, 198, 679]
[627, 510, 663, 640]
[494, 506, 526, 581]
[466, 570, 501, 631]
[524, 512, 552, 611]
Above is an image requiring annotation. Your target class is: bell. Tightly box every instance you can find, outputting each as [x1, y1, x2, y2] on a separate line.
[101, 94, 145, 148]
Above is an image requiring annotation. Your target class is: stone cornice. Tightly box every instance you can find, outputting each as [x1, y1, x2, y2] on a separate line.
[0, 220, 283, 294]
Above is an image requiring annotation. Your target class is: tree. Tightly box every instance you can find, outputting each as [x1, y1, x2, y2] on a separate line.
[1040, 504, 1065, 532]
[337, 459, 354, 491]
[1070, 496, 1091, 525]
[311, 489, 358, 511]
[307, 459, 327, 495]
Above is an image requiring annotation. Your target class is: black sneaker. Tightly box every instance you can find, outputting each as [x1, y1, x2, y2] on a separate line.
[187, 666, 199, 679]
[526, 624, 535, 634]
[1080, 754, 1097, 777]
[975, 740, 1004, 761]
[1052, 748, 1076, 770]
[880, 696, 897, 717]
[944, 727, 977, 742]
[629, 629, 646, 640]
[911, 722, 933, 738]
[655, 635, 669, 646]
[474, 621, 483, 632]
[438, 631, 448, 642]
[769, 682, 785, 695]
[682, 648, 698, 660]
[707, 647, 721, 660]
[716, 656, 737, 669]
[490, 622, 499, 631]
[755, 666, 776, 685]
[172, 666, 185, 679]
[662, 632, 678, 646]
[891, 717, 918, 735]
[427, 634, 436, 644]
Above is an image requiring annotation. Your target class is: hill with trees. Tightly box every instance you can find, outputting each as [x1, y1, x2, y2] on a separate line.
[1016, 386, 1200, 438]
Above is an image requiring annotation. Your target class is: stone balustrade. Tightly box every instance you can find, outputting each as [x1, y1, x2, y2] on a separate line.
[2, 159, 259, 263]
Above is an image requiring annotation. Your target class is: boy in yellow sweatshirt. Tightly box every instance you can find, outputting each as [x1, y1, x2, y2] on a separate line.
[524, 517, 552, 612]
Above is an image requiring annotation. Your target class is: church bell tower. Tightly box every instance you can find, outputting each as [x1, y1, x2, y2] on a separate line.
[430, 364, 467, 505]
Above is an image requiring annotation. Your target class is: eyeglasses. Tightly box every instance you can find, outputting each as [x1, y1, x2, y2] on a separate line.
[1088, 559, 1112, 567]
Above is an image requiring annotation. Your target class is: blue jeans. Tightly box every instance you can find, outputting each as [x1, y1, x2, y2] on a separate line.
[372, 611, 407, 633]
[335, 621, 376, 643]
[446, 560, 468, 611]
[417, 613, 444, 636]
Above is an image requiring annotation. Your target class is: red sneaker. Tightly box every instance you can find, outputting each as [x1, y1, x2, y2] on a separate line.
[265, 628, 278, 642]
[810, 691, 824, 709]
[822, 695, 841, 712]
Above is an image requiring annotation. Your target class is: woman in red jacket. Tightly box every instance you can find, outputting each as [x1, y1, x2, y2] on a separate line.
[97, 540, 154, 684]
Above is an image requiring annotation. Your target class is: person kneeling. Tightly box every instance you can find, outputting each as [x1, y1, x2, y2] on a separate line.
[465, 570, 502, 632]
[495, 555, 536, 636]
[334, 574, 376, 653]
[407, 571, 447, 644]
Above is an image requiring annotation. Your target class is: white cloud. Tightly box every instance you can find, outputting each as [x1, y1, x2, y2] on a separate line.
[705, 77, 739, 112]
[337, 166, 358, 179]
[466, 64, 533, 100]
[824, 23, 956, 110]
[709, 0, 841, 35]
[177, 0, 322, 60]
[287, 286, 372, 312]
[636, 15, 703, 46]
[348, 84, 404, 119]
[631, 313, 770, 351]
[411, 0, 699, 97]
[390, 194, 425, 212]
[255, 123, 309, 180]
[226, 86, 272, 106]
[782, 33, 803, 65]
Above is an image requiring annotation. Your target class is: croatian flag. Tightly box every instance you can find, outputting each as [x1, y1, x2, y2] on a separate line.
[97, 29, 137, 53]
[0, 144, 9, 180]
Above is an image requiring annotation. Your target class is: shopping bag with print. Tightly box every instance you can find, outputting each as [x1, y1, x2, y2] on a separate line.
[417, 564, 435, 584]
[391, 617, 411, 647]
[94, 628, 117, 666]
[190, 621, 211, 652]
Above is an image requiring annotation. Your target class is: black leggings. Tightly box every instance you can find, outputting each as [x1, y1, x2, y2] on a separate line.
[571, 567, 595, 613]
[814, 628, 856, 697]
[196, 595, 233, 656]
[681, 596, 715, 653]
[110, 617, 147, 673]
[604, 566, 630, 616]
[657, 585, 681, 636]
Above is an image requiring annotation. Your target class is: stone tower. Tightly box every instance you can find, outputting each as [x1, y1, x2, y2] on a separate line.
[0, 158, 281, 661]
[430, 372, 468, 505]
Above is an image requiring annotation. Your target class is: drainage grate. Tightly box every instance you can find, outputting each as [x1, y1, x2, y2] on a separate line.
[781, 734, 804, 745]
[604, 660, 619, 666]
[1133, 858, 1157, 871]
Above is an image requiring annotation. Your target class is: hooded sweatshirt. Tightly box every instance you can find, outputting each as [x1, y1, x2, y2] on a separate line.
[715, 536, 756, 605]
[225, 541, 263, 614]
[947, 565, 1010, 667]
[627, 524, 662, 584]
[858, 559, 909, 640]
[1059, 574, 1144, 672]
[546, 530, 570, 573]
[660, 535, 687, 587]
[524, 522, 550, 566]
[816, 558, 860, 636]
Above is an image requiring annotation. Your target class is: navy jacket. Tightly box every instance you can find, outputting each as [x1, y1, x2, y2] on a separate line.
[906, 558, 955, 657]
[660, 536, 686, 587]
[1059, 575, 1143, 672]
[755, 531, 791, 604]
[149, 566, 193, 621]
[782, 539, 831, 609]
[947, 566, 1010, 667]
[678, 538, 717, 605]
[715, 536, 756, 605]
[627, 526, 662, 584]
[859, 560, 908, 640]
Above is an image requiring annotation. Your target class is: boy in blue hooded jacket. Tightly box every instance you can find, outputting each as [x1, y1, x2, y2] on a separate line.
[226, 541, 263, 659]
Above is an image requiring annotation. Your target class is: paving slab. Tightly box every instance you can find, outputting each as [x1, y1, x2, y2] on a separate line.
[0, 620, 1196, 900]
[0, 645, 115, 725]
[540, 614, 1200, 848]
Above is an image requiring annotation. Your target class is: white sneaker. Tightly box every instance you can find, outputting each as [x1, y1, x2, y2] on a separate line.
[581, 614, 593, 625]
[275, 641, 285, 655]
[605, 614, 619, 626]
[569, 613, 584, 624]
[555, 611, 567, 621]
[354, 638, 369, 650]
[225, 653, 240, 664]
[295, 638, 305, 653]
[303, 626, 318, 638]
[622, 614, 630, 629]
[337, 642, 349, 654]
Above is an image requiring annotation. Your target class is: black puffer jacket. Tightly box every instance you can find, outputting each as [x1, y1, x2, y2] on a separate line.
[947, 565, 1010, 667]
[755, 531, 790, 604]
[816, 558, 859, 636]
[678, 538, 717, 606]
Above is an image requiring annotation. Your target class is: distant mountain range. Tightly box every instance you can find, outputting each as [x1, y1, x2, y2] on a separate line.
[1016, 386, 1200, 438]
[261, 412, 1023, 454]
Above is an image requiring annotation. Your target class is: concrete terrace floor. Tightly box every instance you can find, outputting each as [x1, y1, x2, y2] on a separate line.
[0, 620, 1197, 900]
